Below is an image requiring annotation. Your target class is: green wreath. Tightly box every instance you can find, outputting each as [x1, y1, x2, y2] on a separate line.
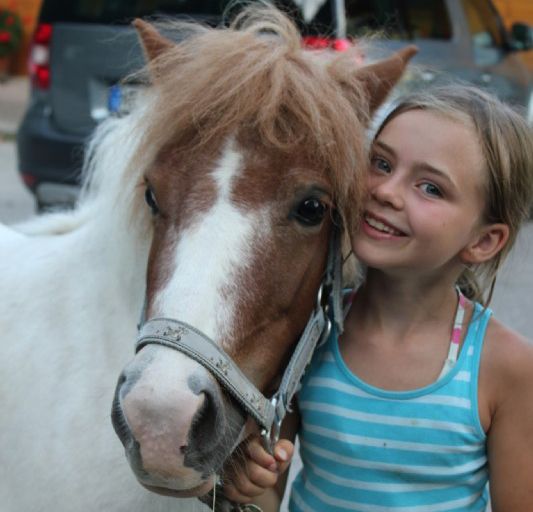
[0, 8, 23, 58]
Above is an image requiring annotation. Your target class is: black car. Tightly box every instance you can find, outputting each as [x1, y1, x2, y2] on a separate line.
[17, 0, 532, 210]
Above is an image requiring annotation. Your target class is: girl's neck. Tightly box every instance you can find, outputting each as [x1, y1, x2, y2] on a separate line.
[351, 270, 461, 341]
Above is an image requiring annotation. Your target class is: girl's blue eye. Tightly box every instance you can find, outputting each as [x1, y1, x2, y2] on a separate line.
[371, 156, 391, 173]
[420, 182, 442, 197]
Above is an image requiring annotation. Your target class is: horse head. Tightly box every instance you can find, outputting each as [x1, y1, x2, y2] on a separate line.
[111, 6, 416, 499]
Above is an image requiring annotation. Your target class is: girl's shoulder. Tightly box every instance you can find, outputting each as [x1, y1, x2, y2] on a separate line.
[478, 316, 533, 509]
[481, 315, 533, 417]
[484, 316, 533, 379]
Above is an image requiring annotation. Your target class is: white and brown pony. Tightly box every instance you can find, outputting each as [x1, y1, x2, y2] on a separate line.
[0, 7, 415, 511]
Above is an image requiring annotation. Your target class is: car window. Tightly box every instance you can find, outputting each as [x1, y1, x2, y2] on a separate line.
[39, 0, 334, 35]
[461, 0, 504, 66]
[344, 0, 452, 40]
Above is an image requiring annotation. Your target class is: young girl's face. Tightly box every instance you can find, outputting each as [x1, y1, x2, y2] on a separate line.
[353, 109, 489, 276]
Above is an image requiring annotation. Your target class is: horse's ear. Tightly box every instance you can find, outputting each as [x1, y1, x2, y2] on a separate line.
[355, 45, 418, 114]
[133, 19, 175, 64]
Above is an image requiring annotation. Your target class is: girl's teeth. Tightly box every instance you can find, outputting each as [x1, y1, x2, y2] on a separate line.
[366, 216, 400, 235]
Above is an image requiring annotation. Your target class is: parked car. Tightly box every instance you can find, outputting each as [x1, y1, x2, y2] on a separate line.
[17, 0, 532, 210]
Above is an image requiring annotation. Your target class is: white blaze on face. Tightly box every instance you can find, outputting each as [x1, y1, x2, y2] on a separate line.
[153, 140, 264, 341]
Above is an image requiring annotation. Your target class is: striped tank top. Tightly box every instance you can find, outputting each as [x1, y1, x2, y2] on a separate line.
[289, 302, 491, 512]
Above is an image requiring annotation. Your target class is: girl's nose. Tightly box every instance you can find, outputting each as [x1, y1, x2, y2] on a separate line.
[370, 178, 404, 210]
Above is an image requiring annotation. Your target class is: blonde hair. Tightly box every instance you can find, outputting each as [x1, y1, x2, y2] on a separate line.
[377, 85, 533, 305]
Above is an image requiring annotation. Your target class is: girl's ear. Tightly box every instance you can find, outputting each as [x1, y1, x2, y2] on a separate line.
[460, 223, 510, 264]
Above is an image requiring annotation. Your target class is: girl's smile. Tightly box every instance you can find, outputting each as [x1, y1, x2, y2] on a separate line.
[361, 211, 407, 239]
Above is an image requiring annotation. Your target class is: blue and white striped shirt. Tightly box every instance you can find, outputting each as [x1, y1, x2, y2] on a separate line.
[289, 303, 491, 511]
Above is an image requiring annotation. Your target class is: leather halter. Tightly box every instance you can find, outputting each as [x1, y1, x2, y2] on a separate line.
[135, 224, 345, 452]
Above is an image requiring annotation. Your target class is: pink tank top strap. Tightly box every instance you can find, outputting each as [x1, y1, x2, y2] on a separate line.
[438, 287, 467, 379]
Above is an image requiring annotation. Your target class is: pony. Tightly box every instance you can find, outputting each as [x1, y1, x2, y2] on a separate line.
[0, 6, 415, 511]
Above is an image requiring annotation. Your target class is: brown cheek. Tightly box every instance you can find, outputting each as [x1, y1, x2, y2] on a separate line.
[227, 218, 332, 392]
[145, 220, 175, 318]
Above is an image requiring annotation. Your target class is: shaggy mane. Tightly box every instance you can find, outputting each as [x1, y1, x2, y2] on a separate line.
[134, 5, 371, 217]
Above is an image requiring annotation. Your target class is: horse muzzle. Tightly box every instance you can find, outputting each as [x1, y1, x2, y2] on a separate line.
[111, 344, 245, 494]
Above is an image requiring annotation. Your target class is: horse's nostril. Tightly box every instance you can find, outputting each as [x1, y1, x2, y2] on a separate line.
[180, 445, 187, 454]
[186, 383, 225, 459]
[184, 383, 246, 474]
[190, 390, 221, 447]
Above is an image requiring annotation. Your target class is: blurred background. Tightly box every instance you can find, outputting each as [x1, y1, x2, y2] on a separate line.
[1, 0, 532, 77]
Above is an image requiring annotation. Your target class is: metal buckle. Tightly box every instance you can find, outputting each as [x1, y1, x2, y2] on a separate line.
[315, 282, 332, 348]
[316, 282, 325, 310]
[316, 281, 331, 316]
[259, 395, 284, 454]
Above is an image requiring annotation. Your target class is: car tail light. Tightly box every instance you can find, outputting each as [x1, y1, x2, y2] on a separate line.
[302, 36, 364, 64]
[29, 23, 52, 89]
[302, 36, 331, 50]
[21, 173, 38, 189]
[302, 36, 351, 51]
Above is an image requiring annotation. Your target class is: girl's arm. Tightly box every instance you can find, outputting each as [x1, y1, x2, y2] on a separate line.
[483, 320, 533, 511]
[224, 405, 300, 512]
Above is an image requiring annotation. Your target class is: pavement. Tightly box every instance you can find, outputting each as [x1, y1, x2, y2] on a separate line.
[0, 75, 34, 225]
[0, 75, 29, 136]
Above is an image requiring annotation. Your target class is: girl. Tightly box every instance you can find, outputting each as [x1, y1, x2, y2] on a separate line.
[223, 85, 533, 511]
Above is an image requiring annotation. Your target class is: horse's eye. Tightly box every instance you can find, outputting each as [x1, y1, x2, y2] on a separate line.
[144, 187, 159, 215]
[294, 198, 328, 226]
